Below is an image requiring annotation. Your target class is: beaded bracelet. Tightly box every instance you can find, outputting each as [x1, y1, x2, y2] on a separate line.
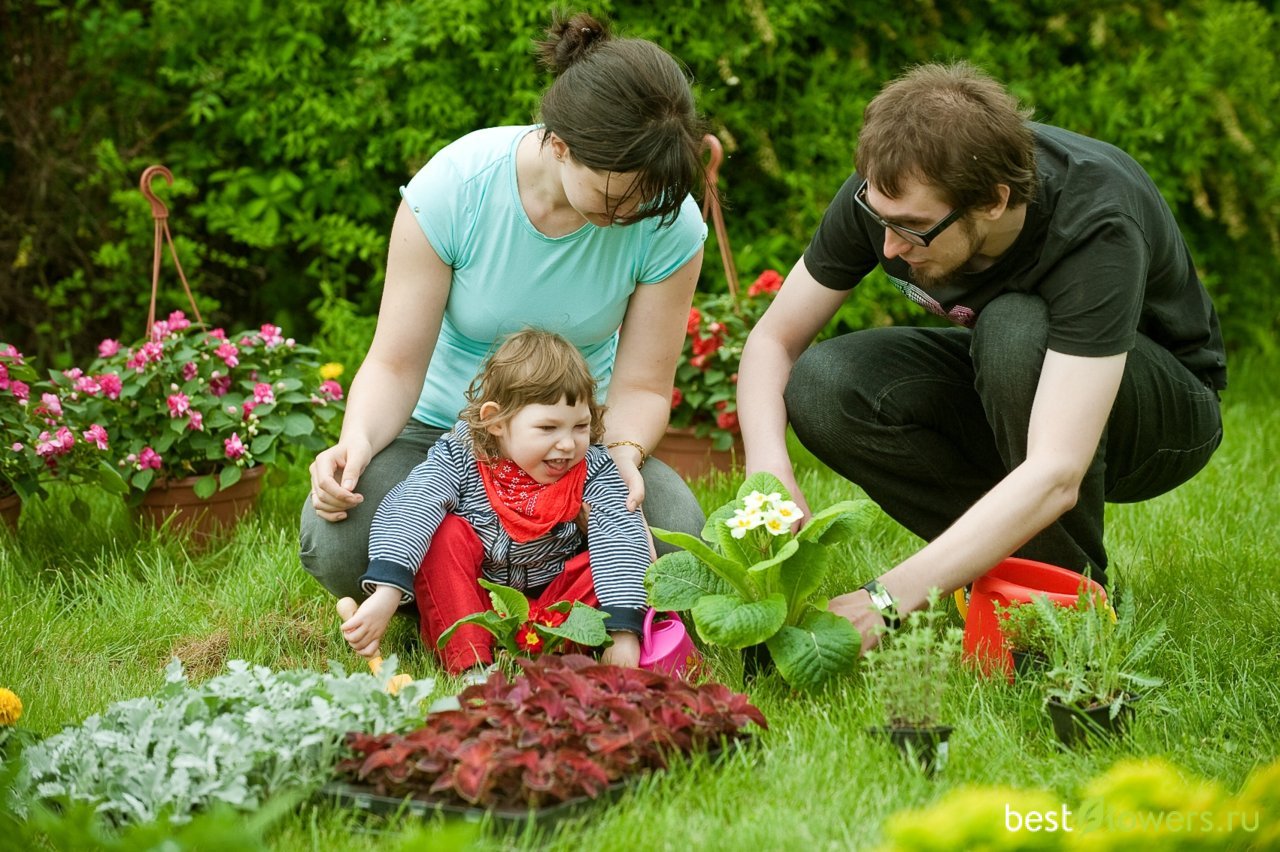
[605, 440, 648, 468]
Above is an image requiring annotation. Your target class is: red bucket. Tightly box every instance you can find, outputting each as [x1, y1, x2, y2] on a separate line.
[962, 557, 1106, 676]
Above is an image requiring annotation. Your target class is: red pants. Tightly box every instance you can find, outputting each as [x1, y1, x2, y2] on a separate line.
[414, 514, 599, 674]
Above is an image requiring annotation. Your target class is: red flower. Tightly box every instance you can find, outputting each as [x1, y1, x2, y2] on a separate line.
[689, 354, 709, 370]
[716, 410, 740, 433]
[747, 269, 784, 296]
[714, 400, 728, 411]
[685, 307, 701, 337]
[529, 604, 567, 628]
[671, 387, 683, 408]
[516, 624, 544, 653]
[692, 334, 721, 357]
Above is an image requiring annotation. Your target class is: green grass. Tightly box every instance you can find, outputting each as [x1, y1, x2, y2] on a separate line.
[2, 354, 1278, 850]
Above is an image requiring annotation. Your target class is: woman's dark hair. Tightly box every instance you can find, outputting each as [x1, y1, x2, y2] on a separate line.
[856, 62, 1037, 211]
[535, 11, 706, 228]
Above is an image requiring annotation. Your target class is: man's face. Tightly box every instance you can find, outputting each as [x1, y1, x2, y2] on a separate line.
[865, 178, 984, 289]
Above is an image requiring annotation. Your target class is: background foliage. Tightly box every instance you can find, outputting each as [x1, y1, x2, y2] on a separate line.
[2, 0, 1277, 366]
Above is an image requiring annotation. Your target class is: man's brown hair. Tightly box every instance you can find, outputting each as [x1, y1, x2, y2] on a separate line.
[460, 328, 606, 460]
[855, 61, 1037, 210]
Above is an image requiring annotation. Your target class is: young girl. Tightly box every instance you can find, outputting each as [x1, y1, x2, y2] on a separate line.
[339, 328, 651, 674]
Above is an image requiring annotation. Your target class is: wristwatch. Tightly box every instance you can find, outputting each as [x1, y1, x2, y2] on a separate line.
[861, 579, 902, 630]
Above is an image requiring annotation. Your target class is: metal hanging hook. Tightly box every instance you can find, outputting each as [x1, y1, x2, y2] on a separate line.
[139, 164, 173, 220]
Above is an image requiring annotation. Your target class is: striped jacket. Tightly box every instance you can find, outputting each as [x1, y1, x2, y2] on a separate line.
[362, 422, 650, 633]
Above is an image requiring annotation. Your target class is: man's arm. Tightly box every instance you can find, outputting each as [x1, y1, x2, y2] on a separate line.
[833, 348, 1128, 650]
[738, 257, 850, 517]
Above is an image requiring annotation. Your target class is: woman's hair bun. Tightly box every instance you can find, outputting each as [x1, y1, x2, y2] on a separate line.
[535, 11, 612, 75]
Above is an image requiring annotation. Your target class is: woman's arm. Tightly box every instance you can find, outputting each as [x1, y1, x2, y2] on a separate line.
[310, 200, 452, 521]
[602, 249, 703, 509]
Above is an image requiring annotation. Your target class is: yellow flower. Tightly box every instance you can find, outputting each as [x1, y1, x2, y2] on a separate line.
[319, 362, 344, 380]
[0, 687, 21, 725]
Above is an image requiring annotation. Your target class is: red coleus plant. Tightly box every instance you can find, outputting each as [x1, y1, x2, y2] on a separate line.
[336, 654, 766, 810]
[670, 270, 783, 450]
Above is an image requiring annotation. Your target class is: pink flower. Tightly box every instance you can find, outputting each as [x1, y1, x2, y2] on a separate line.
[181, 361, 199, 382]
[215, 342, 239, 368]
[224, 432, 246, 460]
[126, 341, 164, 372]
[11, 442, 22, 452]
[98, 338, 121, 358]
[98, 373, 122, 400]
[167, 392, 191, 417]
[209, 374, 232, 397]
[36, 427, 75, 460]
[0, 363, 9, 391]
[259, 323, 284, 348]
[318, 380, 343, 402]
[1, 344, 20, 360]
[39, 392, 63, 418]
[150, 320, 171, 341]
[82, 424, 109, 450]
[167, 310, 191, 331]
[10, 380, 29, 401]
[209, 328, 227, 340]
[187, 410, 204, 431]
[74, 375, 101, 396]
[63, 367, 84, 380]
[242, 400, 257, 420]
[138, 446, 163, 470]
[252, 382, 275, 404]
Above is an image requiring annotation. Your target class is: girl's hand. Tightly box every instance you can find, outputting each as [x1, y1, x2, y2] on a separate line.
[309, 439, 372, 522]
[339, 586, 402, 658]
[600, 631, 641, 667]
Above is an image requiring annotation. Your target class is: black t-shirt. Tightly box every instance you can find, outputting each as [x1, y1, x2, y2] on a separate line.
[804, 123, 1227, 389]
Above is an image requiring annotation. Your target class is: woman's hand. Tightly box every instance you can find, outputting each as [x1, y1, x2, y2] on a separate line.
[309, 438, 373, 522]
[600, 631, 642, 667]
[606, 445, 646, 511]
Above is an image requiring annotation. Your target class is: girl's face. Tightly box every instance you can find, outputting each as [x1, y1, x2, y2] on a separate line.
[486, 396, 592, 483]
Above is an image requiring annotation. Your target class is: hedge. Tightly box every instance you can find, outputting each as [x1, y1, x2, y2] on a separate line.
[1, 0, 1276, 365]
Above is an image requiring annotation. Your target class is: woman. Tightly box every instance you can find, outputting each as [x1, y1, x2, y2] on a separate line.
[301, 11, 708, 600]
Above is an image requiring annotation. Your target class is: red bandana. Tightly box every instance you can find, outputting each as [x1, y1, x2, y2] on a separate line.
[477, 458, 587, 542]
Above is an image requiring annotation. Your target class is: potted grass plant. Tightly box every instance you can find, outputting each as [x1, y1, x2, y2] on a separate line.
[863, 589, 962, 774]
[1033, 591, 1164, 746]
[993, 595, 1088, 677]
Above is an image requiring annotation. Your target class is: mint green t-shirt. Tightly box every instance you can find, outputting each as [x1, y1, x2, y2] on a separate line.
[401, 125, 707, 428]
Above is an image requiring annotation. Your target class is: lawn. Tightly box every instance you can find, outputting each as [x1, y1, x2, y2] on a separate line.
[1, 353, 1277, 850]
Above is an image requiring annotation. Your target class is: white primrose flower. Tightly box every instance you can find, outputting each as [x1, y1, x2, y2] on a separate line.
[725, 508, 762, 539]
[742, 491, 767, 511]
[761, 491, 783, 508]
[773, 500, 802, 524]
[761, 511, 790, 536]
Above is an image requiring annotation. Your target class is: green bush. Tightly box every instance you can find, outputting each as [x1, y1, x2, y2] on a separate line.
[2, 0, 1276, 364]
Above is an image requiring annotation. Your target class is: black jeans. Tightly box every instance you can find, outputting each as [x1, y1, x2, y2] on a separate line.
[784, 293, 1223, 581]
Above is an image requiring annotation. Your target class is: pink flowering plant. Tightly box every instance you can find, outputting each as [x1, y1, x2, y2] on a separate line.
[58, 311, 345, 501]
[0, 343, 127, 500]
[670, 270, 783, 450]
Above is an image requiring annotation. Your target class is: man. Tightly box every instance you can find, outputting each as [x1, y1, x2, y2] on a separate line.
[737, 62, 1225, 650]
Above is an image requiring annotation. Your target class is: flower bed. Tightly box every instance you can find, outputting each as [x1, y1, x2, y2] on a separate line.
[333, 655, 765, 814]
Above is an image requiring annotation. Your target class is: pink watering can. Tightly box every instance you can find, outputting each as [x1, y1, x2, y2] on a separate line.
[638, 608, 699, 678]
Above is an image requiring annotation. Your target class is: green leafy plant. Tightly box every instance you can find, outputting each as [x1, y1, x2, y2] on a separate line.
[670, 271, 781, 450]
[864, 589, 963, 729]
[646, 471, 874, 691]
[62, 311, 344, 501]
[438, 579, 611, 660]
[15, 657, 433, 825]
[1034, 591, 1164, 717]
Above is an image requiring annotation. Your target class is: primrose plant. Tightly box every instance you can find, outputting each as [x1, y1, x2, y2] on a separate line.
[646, 472, 876, 691]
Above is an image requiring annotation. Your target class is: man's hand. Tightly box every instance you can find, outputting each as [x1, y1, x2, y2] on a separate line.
[828, 589, 887, 655]
[339, 585, 402, 658]
[600, 631, 641, 667]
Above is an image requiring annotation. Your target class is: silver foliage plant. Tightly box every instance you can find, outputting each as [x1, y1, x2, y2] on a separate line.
[14, 657, 435, 824]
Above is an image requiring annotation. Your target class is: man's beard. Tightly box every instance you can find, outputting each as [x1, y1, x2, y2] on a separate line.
[912, 218, 983, 290]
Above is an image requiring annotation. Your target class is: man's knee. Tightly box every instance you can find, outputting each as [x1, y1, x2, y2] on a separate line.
[972, 293, 1049, 406]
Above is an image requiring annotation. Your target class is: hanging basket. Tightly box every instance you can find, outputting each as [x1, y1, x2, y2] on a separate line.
[651, 427, 743, 481]
[134, 465, 266, 540]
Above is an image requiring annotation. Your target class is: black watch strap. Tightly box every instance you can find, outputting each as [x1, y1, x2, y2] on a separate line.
[861, 579, 902, 630]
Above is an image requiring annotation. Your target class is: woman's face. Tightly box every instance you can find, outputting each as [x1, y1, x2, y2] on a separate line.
[550, 135, 645, 227]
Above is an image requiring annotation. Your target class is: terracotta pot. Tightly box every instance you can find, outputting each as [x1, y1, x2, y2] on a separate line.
[0, 491, 20, 532]
[135, 465, 266, 540]
[651, 427, 743, 481]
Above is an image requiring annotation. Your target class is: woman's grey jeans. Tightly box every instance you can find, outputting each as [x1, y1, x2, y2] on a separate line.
[299, 421, 706, 601]
[783, 293, 1223, 582]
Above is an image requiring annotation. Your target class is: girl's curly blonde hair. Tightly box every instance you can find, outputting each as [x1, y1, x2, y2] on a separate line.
[460, 328, 606, 460]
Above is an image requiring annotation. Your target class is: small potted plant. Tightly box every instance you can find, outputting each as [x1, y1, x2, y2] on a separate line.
[656, 270, 783, 478]
[993, 596, 1079, 677]
[1033, 591, 1164, 746]
[863, 589, 963, 774]
[438, 578, 612, 667]
[60, 311, 344, 535]
[645, 471, 874, 691]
